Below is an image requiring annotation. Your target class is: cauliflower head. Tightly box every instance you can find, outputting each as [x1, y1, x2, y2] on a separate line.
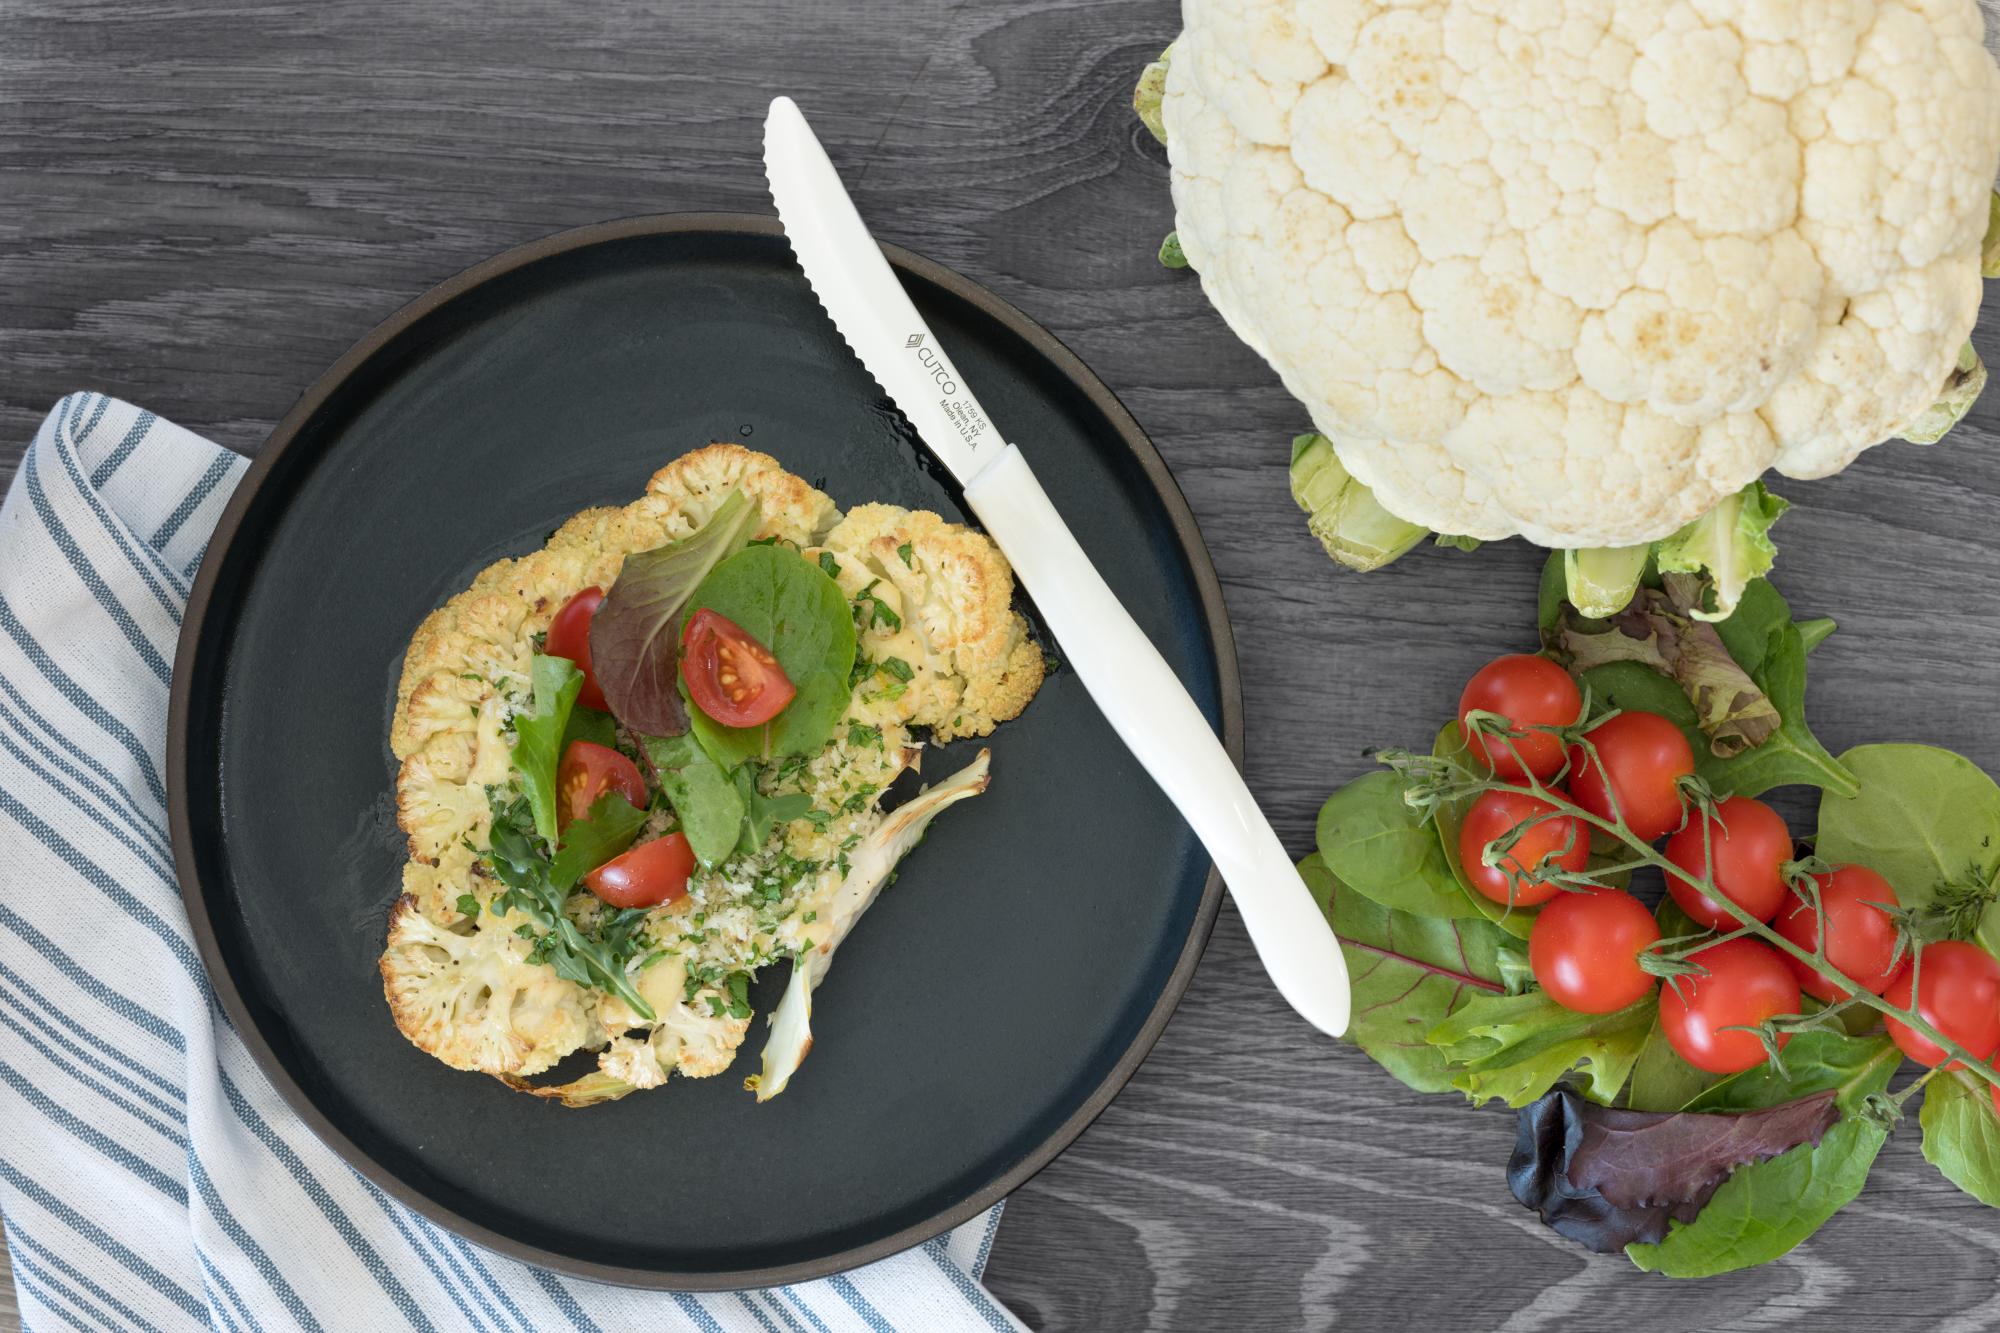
[1163, 0, 2000, 547]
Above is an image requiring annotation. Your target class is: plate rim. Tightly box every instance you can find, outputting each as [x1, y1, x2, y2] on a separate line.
[167, 211, 1238, 1290]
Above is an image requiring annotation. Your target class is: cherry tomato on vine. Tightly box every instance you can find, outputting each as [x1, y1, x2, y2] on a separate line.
[1529, 887, 1660, 1014]
[583, 832, 696, 909]
[1664, 796, 1792, 930]
[556, 740, 647, 830]
[681, 608, 796, 728]
[1458, 654, 1581, 781]
[1882, 941, 2000, 1070]
[546, 586, 609, 712]
[1457, 787, 1588, 908]
[1566, 710, 1694, 842]
[1771, 865, 1906, 1002]
[1658, 937, 1800, 1074]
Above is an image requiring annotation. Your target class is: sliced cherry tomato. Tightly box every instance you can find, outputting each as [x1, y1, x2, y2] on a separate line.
[1567, 710, 1694, 842]
[1457, 786, 1589, 909]
[583, 832, 695, 909]
[681, 608, 795, 728]
[1458, 654, 1581, 781]
[556, 740, 647, 830]
[546, 586, 609, 712]
[1529, 887, 1660, 1014]
[1658, 937, 1799, 1074]
[1883, 941, 2000, 1070]
[1772, 865, 1905, 1002]
[1664, 796, 1792, 930]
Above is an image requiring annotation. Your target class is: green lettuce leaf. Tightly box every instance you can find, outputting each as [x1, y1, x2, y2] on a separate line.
[1920, 1069, 2000, 1207]
[1300, 855, 1515, 1094]
[1426, 991, 1653, 1109]
[512, 654, 584, 844]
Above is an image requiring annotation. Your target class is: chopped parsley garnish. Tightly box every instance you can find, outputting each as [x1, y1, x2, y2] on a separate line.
[896, 541, 913, 567]
[848, 722, 883, 749]
[455, 894, 480, 920]
[819, 551, 842, 579]
[854, 580, 902, 632]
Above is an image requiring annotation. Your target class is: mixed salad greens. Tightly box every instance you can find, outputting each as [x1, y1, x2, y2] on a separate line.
[1312, 554, 2000, 1276]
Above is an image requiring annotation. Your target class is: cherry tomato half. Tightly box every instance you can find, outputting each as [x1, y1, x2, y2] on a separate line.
[681, 608, 796, 728]
[1529, 887, 1660, 1014]
[1883, 941, 2000, 1070]
[556, 740, 647, 831]
[1567, 710, 1694, 842]
[1664, 796, 1792, 930]
[1658, 937, 1800, 1074]
[547, 586, 609, 712]
[1772, 865, 1905, 1002]
[583, 832, 696, 909]
[1457, 787, 1589, 909]
[1458, 654, 1582, 781]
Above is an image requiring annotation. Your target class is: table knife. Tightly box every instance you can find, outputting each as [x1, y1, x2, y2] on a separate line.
[762, 95, 1350, 1038]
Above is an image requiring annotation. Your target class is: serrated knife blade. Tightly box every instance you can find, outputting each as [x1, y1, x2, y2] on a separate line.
[763, 96, 1351, 1039]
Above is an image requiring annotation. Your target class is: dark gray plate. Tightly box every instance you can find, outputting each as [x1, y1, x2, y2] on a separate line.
[168, 214, 1234, 1288]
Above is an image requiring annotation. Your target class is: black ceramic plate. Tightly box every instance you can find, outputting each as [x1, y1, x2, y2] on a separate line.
[169, 214, 1234, 1289]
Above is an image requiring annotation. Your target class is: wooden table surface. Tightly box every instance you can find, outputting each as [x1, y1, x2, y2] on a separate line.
[8, 1, 2000, 1327]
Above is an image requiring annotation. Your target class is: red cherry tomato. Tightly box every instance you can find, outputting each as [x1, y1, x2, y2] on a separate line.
[1883, 942, 2000, 1070]
[1457, 787, 1589, 909]
[546, 586, 609, 712]
[1458, 654, 1582, 781]
[583, 832, 696, 909]
[1664, 796, 1792, 930]
[1529, 888, 1660, 1014]
[556, 741, 647, 830]
[1567, 711, 1694, 842]
[681, 608, 796, 728]
[1772, 865, 1905, 1002]
[1659, 937, 1800, 1074]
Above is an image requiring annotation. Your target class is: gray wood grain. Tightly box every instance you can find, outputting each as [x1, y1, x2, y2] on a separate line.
[5, 0, 2000, 1328]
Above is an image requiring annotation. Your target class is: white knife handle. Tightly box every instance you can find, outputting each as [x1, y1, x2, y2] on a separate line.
[964, 445, 1351, 1037]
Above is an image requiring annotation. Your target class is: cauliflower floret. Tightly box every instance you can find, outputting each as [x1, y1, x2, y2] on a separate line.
[816, 503, 1044, 741]
[380, 897, 601, 1078]
[1163, 0, 2000, 547]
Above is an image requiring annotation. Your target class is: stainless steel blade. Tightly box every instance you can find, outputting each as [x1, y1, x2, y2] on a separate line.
[762, 96, 1004, 487]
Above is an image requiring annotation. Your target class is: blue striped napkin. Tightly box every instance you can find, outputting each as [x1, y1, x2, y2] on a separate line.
[0, 393, 1023, 1333]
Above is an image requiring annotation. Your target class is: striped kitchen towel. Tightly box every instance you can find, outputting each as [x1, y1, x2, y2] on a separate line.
[0, 393, 1024, 1333]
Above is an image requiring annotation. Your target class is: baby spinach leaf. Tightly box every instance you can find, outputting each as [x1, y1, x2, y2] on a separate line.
[547, 792, 648, 890]
[1316, 771, 1480, 919]
[1426, 991, 1654, 1109]
[1510, 1088, 1841, 1252]
[559, 704, 619, 755]
[512, 654, 583, 844]
[1681, 1030, 1898, 1114]
[1430, 723, 1535, 940]
[1627, 1016, 1720, 1113]
[641, 733, 745, 870]
[1816, 743, 2000, 951]
[684, 544, 858, 769]
[1624, 1110, 1890, 1278]
[590, 489, 758, 738]
[1920, 1068, 2000, 1207]
[1300, 854, 1515, 1094]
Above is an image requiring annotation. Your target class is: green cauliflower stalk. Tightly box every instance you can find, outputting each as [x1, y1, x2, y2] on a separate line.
[1134, 46, 1171, 146]
[1563, 545, 1652, 620]
[1289, 433, 1428, 572]
[1984, 189, 2000, 280]
[1652, 482, 1788, 623]
[1898, 342, 1987, 445]
[1159, 231, 1187, 268]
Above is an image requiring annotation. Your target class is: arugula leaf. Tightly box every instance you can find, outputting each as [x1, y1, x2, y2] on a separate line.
[733, 767, 814, 859]
[1427, 991, 1653, 1108]
[1816, 743, 2000, 951]
[547, 792, 648, 890]
[512, 655, 584, 844]
[590, 489, 759, 737]
[684, 544, 858, 769]
[641, 733, 746, 870]
[1920, 1068, 2000, 1206]
[1301, 854, 1515, 1094]
[483, 796, 656, 1021]
[1317, 770, 1481, 919]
